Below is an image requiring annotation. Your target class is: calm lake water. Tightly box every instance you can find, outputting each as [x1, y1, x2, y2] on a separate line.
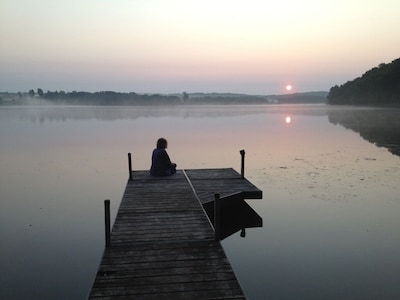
[1, 104, 399, 299]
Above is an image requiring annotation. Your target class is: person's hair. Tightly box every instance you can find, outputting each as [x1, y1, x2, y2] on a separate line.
[156, 138, 167, 149]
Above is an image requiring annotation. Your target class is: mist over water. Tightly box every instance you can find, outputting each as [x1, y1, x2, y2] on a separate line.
[1, 104, 399, 299]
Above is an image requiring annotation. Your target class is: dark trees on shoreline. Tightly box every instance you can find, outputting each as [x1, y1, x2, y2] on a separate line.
[327, 58, 400, 105]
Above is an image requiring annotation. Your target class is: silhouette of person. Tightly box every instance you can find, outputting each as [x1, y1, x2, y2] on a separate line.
[150, 138, 177, 176]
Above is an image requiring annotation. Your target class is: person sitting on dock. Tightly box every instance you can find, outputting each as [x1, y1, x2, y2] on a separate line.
[150, 138, 177, 176]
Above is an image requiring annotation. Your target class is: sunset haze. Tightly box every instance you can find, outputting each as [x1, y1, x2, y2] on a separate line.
[1, 0, 399, 94]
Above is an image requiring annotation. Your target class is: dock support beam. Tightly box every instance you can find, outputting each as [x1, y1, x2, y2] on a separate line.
[240, 149, 245, 178]
[104, 199, 111, 248]
[214, 193, 221, 241]
[128, 153, 132, 181]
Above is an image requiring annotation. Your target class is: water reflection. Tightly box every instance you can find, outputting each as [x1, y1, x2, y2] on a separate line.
[1, 104, 400, 300]
[8, 105, 399, 158]
[4, 105, 270, 123]
[1, 104, 334, 124]
[328, 107, 400, 156]
[203, 196, 263, 241]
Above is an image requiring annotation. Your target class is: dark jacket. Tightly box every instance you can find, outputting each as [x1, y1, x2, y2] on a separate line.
[150, 148, 175, 176]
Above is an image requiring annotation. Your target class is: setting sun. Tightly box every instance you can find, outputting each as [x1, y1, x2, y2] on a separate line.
[286, 85, 292, 91]
[285, 116, 292, 124]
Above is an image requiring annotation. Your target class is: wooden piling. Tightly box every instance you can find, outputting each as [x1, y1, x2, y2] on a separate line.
[128, 152, 132, 181]
[240, 149, 245, 178]
[104, 199, 111, 248]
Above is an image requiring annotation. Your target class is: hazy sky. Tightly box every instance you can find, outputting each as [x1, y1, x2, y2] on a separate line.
[1, 0, 399, 94]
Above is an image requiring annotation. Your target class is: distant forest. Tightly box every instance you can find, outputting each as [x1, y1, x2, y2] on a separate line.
[0, 90, 328, 105]
[40, 90, 182, 105]
[327, 58, 400, 105]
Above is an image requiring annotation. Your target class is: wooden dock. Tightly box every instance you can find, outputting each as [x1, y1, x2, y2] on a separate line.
[88, 168, 262, 299]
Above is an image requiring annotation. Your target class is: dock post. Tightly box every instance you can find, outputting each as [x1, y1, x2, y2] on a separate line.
[240, 149, 245, 178]
[214, 193, 221, 241]
[128, 153, 132, 181]
[104, 199, 111, 248]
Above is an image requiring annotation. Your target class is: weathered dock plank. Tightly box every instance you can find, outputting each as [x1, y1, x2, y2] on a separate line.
[88, 168, 262, 299]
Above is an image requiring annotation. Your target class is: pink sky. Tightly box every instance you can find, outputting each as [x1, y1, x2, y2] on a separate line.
[1, 0, 399, 94]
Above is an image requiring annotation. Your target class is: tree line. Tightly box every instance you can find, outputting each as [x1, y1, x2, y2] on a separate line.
[327, 58, 400, 105]
[16, 90, 327, 105]
[30, 90, 182, 105]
